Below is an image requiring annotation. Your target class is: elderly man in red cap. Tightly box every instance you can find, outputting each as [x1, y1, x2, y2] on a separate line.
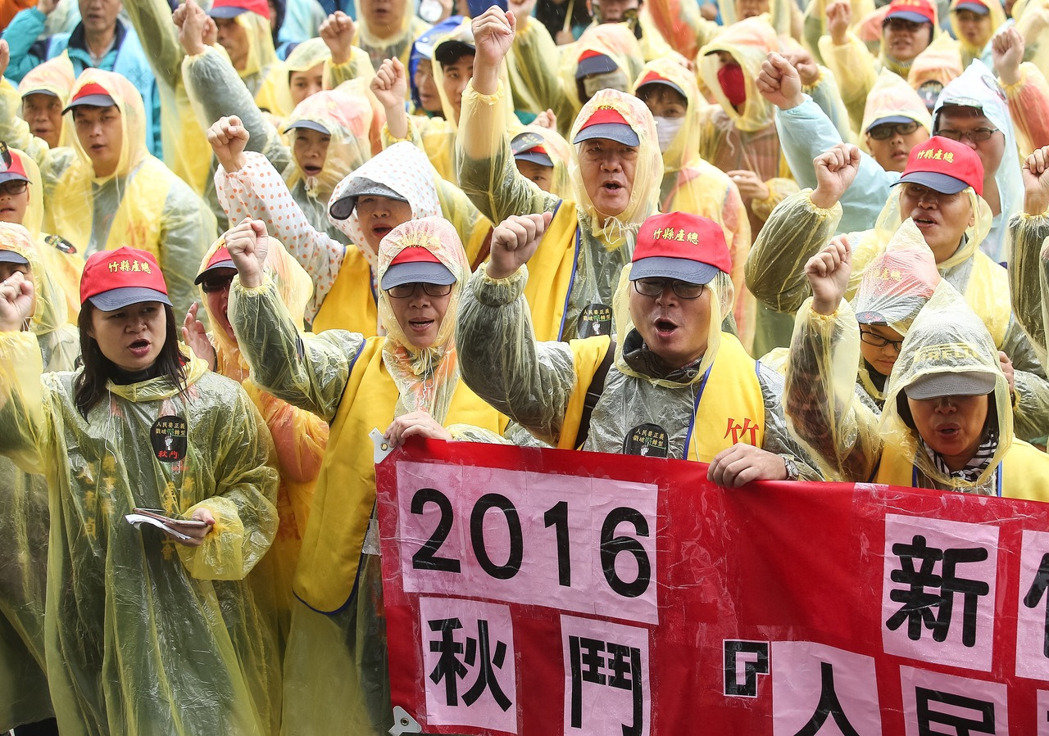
[457, 209, 820, 486]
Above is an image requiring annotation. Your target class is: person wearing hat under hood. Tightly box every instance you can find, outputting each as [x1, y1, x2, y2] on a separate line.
[580, 0, 681, 62]
[950, 0, 1007, 67]
[457, 210, 821, 482]
[0, 223, 76, 736]
[407, 14, 464, 115]
[0, 244, 282, 735]
[908, 32, 963, 113]
[820, 0, 938, 134]
[1, 0, 162, 156]
[510, 123, 573, 197]
[785, 236, 1049, 497]
[15, 54, 74, 150]
[224, 215, 509, 736]
[11, 69, 217, 320]
[353, 0, 430, 71]
[458, 7, 663, 342]
[748, 137, 1049, 441]
[632, 57, 755, 347]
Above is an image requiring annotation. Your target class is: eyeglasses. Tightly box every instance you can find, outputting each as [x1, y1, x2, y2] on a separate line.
[200, 274, 234, 293]
[935, 127, 999, 143]
[868, 121, 920, 140]
[633, 277, 705, 299]
[386, 282, 453, 299]
[860, 329, 904, 351]
[0, 180, 28, 196]
[884, 17, 926, 32]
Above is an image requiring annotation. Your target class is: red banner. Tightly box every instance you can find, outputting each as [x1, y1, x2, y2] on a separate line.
[375, 439, 1049, 735]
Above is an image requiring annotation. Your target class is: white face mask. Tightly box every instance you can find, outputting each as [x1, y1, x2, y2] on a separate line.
[583, 71, 629, 99]
[654, 116, 684, 152]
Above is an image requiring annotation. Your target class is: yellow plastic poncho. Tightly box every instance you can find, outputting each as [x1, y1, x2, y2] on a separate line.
[515, 122, 573, 198]
[228, 216, 507, 736]
[0, 223, 78, 732]
[907, 31, 963, 96]
[643, 0, 722, 61]
[231, 10, 293, 118]
[632, 57, 755, 346]
[785, 279, 1049, 497]
[802, 0, 876, 64]
[197, 237, 327, 644]
[355, 5, 431, 72]
[458, 84, 664, 341]
[948, 0, 1007, 67]
[859, 68, 933, 150]
[17, 54, 74, 149]
[44, 69, 217, 318]
[0, 317, 282, 735]
[285, 36, 375, 100]
[556, 29, 640, 128]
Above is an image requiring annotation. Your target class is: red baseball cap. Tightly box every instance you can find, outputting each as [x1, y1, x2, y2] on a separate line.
[80, 246, 171, 310]
[209, 0, 270, 20]
[634, 69, 686, 100]
[194, 246, 235, 285]
[884, 0, 936, 25]
[511, 132, 554, 167]
[0, 143, 30, 186]
[380, 246, 455, 290]
[630, 212, 731, 285]
[62, 81, 116, 114]
[893, 136, 984, 196]
[573, 105, 640, 147]
[576, 48, 619, 79]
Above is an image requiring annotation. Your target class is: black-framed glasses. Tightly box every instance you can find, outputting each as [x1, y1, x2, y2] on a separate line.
[868, 120, 920, 140]
[200, 274, 234, 293]
[884, 17, 926, 32]
[860, 329, 904, 351]
[386, 282, 453, 299]
[0, 179, 27, 196]
[632, 277, 705, 299]
[936, 127, 999, 143]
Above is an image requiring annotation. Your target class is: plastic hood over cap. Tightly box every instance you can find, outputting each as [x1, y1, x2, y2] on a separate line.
[698, 15, 779, 133]
[283, 36, 331, 73]
[409, 16, 464, 110]
[64, 69, 148, 182]
[879, 280, 1012, 490]
[0, 223, 66, 336]
[376, 215, 470, 421]
[908, 32, 964, 90]
[18, 55, 75, 148]
[234, 9, 280, 80]
[282, 88, 373, 204]
[862, 68, 933, 140]
[567, 89, 663, 248]
[631, 57, 699, 174]
[948, 0, 1007, 64]
[327, 142, 442, 268]
[513, 124, 573, 198]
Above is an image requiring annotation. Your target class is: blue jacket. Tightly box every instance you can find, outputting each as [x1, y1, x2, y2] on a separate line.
[2, 9, 162, 157]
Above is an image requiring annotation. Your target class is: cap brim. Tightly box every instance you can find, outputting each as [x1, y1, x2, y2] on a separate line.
[885, 10, 933, 23]
[630, 256, 720, 285]
[576, 55, 619, 79]
[514, 150, 554, 167]
[0, 250, 29, 265]
[893, 171, 969, 194]
[573, 122, 640, 147]
[208, 6, 249, 17]
[380, 261, 456, 290]
[63, 94, 116, 113]
[21, 88, 59, 99]
[855, 310, 888, 324]
[284, 119, 331, 136]
[954, 2, 990, 13]
[0, 172, 30, 185]
[87, 287, 171, 311]
[194, 261, 236, 284]
[866, 114, 917, 132]
[636, 78, 687, 100]
[905, 371, 996, 400]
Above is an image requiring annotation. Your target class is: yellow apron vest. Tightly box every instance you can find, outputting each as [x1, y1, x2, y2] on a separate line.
[292, 337, 507, 613]
[964, 252, 1011, 349]
[559, 335, 615, 450]
[311, 248, 380, 335]
[524, 201, 582, 342]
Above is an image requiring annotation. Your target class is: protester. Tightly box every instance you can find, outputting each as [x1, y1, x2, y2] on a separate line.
[907, 31, 962, 112]
[225, 216, 508, 735]
[353, 0, 429, 71]
[17, 54, 74, 150]
[509, 122, 572, 196]
[0, 246, 281, 735]
[949, 0, 1005, 67]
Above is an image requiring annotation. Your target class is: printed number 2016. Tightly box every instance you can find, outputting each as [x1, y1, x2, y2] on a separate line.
[410, 487, 652, 598]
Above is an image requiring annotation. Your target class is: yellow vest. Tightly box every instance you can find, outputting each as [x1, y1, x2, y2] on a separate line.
[874, 439, 1049, 502]
[311, 248, 379, 335]
[965, 252, 1011, 348]
[47, 157, 172, 258]
[292, 338, 507, 613]
[525, 201, 581, 342]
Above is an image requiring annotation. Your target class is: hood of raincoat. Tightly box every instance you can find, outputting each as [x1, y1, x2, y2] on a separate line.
[18, 54, 75, 149]
[631, 56, 700, 174]
[933, 60, 1023, 260]
[870, 1, 940, 76]
[514, 123, 573, 198]
[861, 68, 933, 146]
[282, 88, 373, 204]
[558, 30, 638, 118]
[577, 24, 647, 84]
[0, 222, 66, 336]
[283, 34, 329, 75]
[198, 236, 313, 379]
[234, 10, 280, 80]
[879, 279, 1012, 491]
[430, 17, 476, 125]
[11, 146, 44, 239]
[698, 15, 780, 133]
[907, 32, 964, 90]
[65, 69, 150, 183]
[409, 16, 464, 112]
[357, 0, 414, 52]
[568, 89, 663, 248]
[948, 0, 1006, 62]
[326, 141, 442, 269]
[719, 0, 797, 35]
[375, 215, 470, 421]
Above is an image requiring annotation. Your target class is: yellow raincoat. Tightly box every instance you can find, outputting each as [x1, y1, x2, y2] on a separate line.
[458, 85, 663, 342]
[859, 68, 933, 153]
[948, 0, 1007, 67]
[42, 70, 216, 318]
[355, 9, 430, 71]
[785, 280, 1049, 497]
[555, 28, 641, 131]
[0, 224, 77, 732]
[0, 313, 281, 735]
[514, 122, 573, 198]
[285, 36, 376, 98]
[907, 31, 963, 94]
[17, 54, 74, 149]
[228, 216, 508, 736]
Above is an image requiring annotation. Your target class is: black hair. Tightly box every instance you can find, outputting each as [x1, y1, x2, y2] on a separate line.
[74, 301, 187, 418]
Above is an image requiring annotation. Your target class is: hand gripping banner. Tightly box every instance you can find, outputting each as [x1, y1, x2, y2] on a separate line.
[375, 439, 1049, 735]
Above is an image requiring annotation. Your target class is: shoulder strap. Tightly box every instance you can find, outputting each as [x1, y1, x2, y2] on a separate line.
[573, 342, 616, 449]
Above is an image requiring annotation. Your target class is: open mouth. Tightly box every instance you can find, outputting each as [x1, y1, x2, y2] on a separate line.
[408, 318, 435, 332]
[654, 317, 678, 337]
[912, 216, 936, 228]
[128, 339, 151, 355]
[372, 224, 393, 239]
[935, 425, 961, 440]
[601, 182, 624, 194]
[303, 165, 322, 177]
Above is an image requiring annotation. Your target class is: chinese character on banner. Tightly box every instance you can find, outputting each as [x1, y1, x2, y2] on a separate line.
[899, 666, 1008, 736]
[419, 597, 518, 734]
[562, 615, 650, 736]
[723, 640, 769, 698]
[1016, 530, 1049, 680]
[882, 515, 999, 672]
[771, 642, 881, 736]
